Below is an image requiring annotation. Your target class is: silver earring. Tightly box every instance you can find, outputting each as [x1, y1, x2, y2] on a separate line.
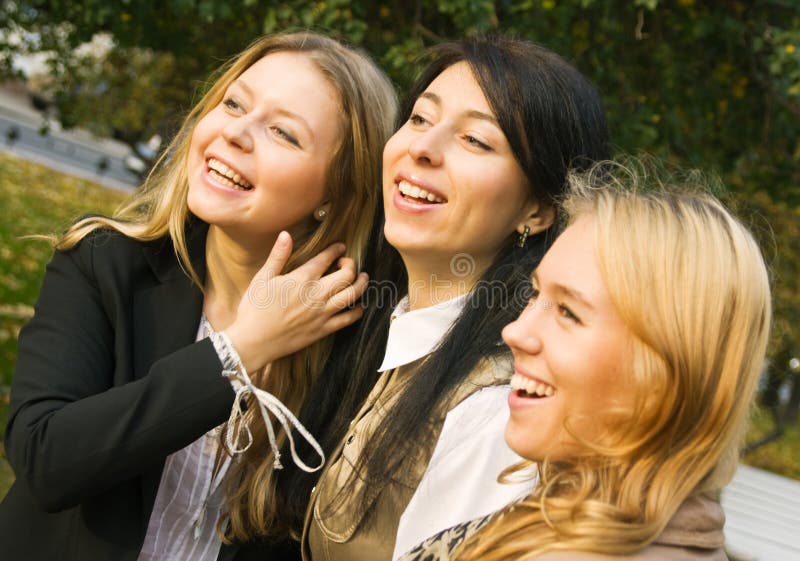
[314, 208, 328, 221]
[516, 225, 530, 248]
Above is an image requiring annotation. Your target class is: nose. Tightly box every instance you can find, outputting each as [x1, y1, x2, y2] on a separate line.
[502, 300, 543, 355]
[222, 115, 255, 152]
[407, 125, 444, 166]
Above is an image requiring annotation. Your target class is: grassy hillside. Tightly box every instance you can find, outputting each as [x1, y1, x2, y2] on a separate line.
[0, 151, 128, 497]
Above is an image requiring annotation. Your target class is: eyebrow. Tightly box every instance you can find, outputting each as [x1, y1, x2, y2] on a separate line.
[231, 78, 314, 140]
[531, 271, 595, 311]
[418, 91, 499, 126]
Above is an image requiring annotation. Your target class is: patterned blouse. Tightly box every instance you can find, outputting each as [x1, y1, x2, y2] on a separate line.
[395, 512, 494, 561]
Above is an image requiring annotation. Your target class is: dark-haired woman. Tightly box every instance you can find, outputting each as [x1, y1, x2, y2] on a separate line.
[279, 36, 610, 561]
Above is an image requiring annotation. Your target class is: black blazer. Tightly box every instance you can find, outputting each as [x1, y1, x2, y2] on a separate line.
[0, 223, 299, 560]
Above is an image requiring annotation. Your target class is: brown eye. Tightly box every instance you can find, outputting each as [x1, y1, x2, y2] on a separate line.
[223, 98, 242, 111]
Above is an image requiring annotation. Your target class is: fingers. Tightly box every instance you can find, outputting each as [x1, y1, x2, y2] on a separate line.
[294, 242, 346, 280]
[327, 272, 369, 311]
[313, 258, 357, 299]
[260, 231, 293, 278]
[320, 305, 365, 336]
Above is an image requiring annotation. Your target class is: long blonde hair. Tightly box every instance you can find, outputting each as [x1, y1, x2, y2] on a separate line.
[455, 161, 772, 559]
[56, 31, 398, 541]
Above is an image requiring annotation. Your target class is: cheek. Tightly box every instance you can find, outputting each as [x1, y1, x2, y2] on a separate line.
[272, 159, 328, 206]
[382, 131, 407, 176]
[189, 112, 217, 150]
[383, 130, 402, 159]
[463, 170, 528, 224]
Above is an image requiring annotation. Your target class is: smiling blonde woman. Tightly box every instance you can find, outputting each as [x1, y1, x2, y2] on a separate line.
[0, 31, 397, 561]
[399, 161, 771, 561]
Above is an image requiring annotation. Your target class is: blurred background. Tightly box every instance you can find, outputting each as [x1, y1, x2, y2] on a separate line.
[0, 1, 798, 559]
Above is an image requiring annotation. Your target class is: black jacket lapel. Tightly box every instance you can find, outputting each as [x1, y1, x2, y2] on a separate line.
[131, 220, 209, 529]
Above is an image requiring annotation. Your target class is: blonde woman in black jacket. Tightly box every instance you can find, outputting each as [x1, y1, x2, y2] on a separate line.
[0, 31, 397, 561]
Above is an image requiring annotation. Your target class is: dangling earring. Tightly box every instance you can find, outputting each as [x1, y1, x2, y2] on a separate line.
[516, 225, 530, 248]
[314, 208, 328, 222]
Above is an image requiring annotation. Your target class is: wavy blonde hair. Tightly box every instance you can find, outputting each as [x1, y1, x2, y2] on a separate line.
[55, 31, 398, 541]
[454, 160, 772, 559]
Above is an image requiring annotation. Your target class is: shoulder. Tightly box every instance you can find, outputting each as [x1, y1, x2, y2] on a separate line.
[533, 541, 727, 561]
[49, 223, 185, 299]
[61, 227, 159, 278]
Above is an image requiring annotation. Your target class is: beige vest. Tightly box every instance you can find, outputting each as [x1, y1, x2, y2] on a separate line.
[302, 354, 513, 561]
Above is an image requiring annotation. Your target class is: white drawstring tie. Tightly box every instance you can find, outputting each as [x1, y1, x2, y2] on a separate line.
[223, 366, 325, 472]
[202, 315, 325, 473]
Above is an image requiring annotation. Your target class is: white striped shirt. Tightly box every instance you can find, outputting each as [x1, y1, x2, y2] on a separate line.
[137, 320, 231, 561]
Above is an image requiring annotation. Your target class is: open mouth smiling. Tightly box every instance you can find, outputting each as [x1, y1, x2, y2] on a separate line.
[510, 373, 555, 399]
[207, 158, 253, 191]
[397, 179, 446, 204]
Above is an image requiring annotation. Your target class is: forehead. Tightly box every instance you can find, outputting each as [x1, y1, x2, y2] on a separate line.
[537, 216, 606, 298]
[237, 51, 341, 111]
[424, 61, 492, 113]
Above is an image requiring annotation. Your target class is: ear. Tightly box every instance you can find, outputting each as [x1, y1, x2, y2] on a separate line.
[313, 201, 332, 222]
[517, 201, 555, 236]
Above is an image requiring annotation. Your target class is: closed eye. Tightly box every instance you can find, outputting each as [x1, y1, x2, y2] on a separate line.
[271, 126, 300, 147]
[558, 304, 581, 324]
[464, 134, 491, 151]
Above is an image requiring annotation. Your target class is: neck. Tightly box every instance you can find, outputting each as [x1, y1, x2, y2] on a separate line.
[403, 254, 485, 311]
[203, 226, 276, 330]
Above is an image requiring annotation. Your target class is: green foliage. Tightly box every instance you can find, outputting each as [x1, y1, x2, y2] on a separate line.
[3, 1, 798, 199]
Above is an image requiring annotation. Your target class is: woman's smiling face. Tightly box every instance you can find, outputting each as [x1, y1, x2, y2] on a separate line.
[502, 216, 636, 461]
[382, 61, 544, 285]
[187, 51, 342, 241]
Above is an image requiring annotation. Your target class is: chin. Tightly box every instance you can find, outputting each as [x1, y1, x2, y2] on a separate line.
[504, 422, 534, 460]
[385, 226, 435, 254]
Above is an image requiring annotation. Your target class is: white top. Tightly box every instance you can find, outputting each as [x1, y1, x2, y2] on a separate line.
[381, 295, 535, 561]
[137, 321, 228, 561]
[378, 293, 469, 372]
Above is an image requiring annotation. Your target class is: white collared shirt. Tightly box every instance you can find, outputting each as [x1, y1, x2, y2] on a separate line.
[382, 295, 535, 560]
[378, 293, 469, 372]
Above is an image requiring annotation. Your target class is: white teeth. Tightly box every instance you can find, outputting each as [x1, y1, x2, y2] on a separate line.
[208, 158, 252, 189]
[398, 180, 445, 203]
[510, 373, 555, 397]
